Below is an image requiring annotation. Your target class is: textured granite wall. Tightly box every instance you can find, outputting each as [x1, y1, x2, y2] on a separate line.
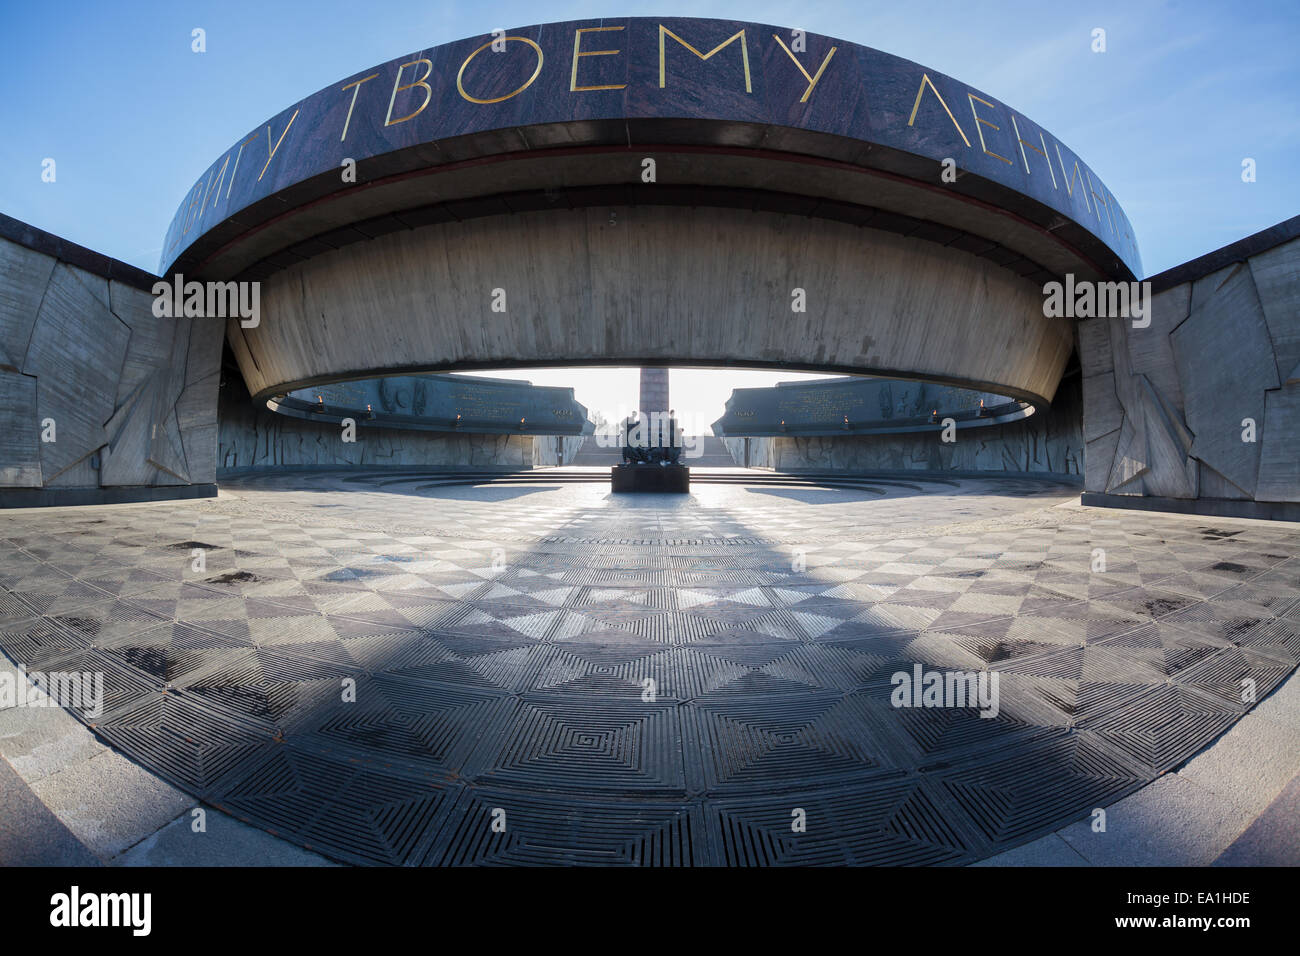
[532, 435, 586, 466]
[275, 372, 592, 436]
[715, 376, 1024, 437]
[1080, 223, 1299, 506]
[217, 373, 537, 473]
[733, 373, 1083, 476]
[721, 436, 775, 468]
[0, 218, 223, 498]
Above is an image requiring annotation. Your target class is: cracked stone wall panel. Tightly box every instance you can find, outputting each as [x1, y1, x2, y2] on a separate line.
[181, 422, 218, 482]
[152, 467, 189, 486]
[1130, 285, 1190, 412]
[1199, 461, 1250, 500]
[1082, 371, 1122, 442]
[100, 439, 160, 487]
[162, 315, 192, 408]
[1085, 427, 1120, 492]
[184, 317, 225, 396]
[176, 371, 219, 482]
[100, 380, 162, 486]
[102, 378, 146, 446]
[110, 280, 182, 406]
[1142, 373, 1195, 455]
[26, 263, 130, 480]
[145, 319, 194, 482]
[0, 368, 42, 486]
[1076, 317, 1112, 377]
[1188, 261, 1245, 318]
[175, 369, 219, 435]
[146, 396, 189, 479]
[0, 240, 55, 369]
[1256, 385, 1300, 502]
[64, 263, 111, 311]
[1106, 316, 1143, 424]
[107, 279, 157, 330]
[1171, 264, 1277, 498]
[1137, 378, 1196, 499]
[147, 409, 191, 483]
[1105, 414, 1148, 494]
[1247, 237, 1300, 384]
[45, 453, 99, 488]
[114, 319, 177, 407]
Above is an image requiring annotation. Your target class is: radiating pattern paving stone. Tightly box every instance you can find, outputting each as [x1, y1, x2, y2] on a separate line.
[1, 470, 1296, 865]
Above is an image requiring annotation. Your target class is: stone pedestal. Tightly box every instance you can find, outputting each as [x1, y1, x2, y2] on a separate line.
[611, 463, 690, 493]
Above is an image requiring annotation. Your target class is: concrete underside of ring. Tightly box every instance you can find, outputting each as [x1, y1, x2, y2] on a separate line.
[229, 204, 1074, 408]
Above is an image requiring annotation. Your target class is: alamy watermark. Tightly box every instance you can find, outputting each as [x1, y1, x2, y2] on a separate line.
[0, 665, 104, 719]
[152, 273, 260, 328]
[1042, 274, 1152, 328]
[50, 886, 151, 936]
[891, 664, 1000, 718]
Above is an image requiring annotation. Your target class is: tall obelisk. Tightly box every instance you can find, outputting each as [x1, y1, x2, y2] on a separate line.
[639, 367, 669, 419]
[639, 367, 671, 449]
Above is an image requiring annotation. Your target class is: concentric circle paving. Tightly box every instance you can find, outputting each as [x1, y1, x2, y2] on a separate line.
[1, 471, 1297, 865]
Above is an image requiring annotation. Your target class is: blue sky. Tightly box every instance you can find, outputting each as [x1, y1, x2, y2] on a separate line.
[2, 0, 1296, 422]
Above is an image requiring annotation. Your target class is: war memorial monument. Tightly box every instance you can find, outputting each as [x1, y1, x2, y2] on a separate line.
[0, 14, 1296, 890]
